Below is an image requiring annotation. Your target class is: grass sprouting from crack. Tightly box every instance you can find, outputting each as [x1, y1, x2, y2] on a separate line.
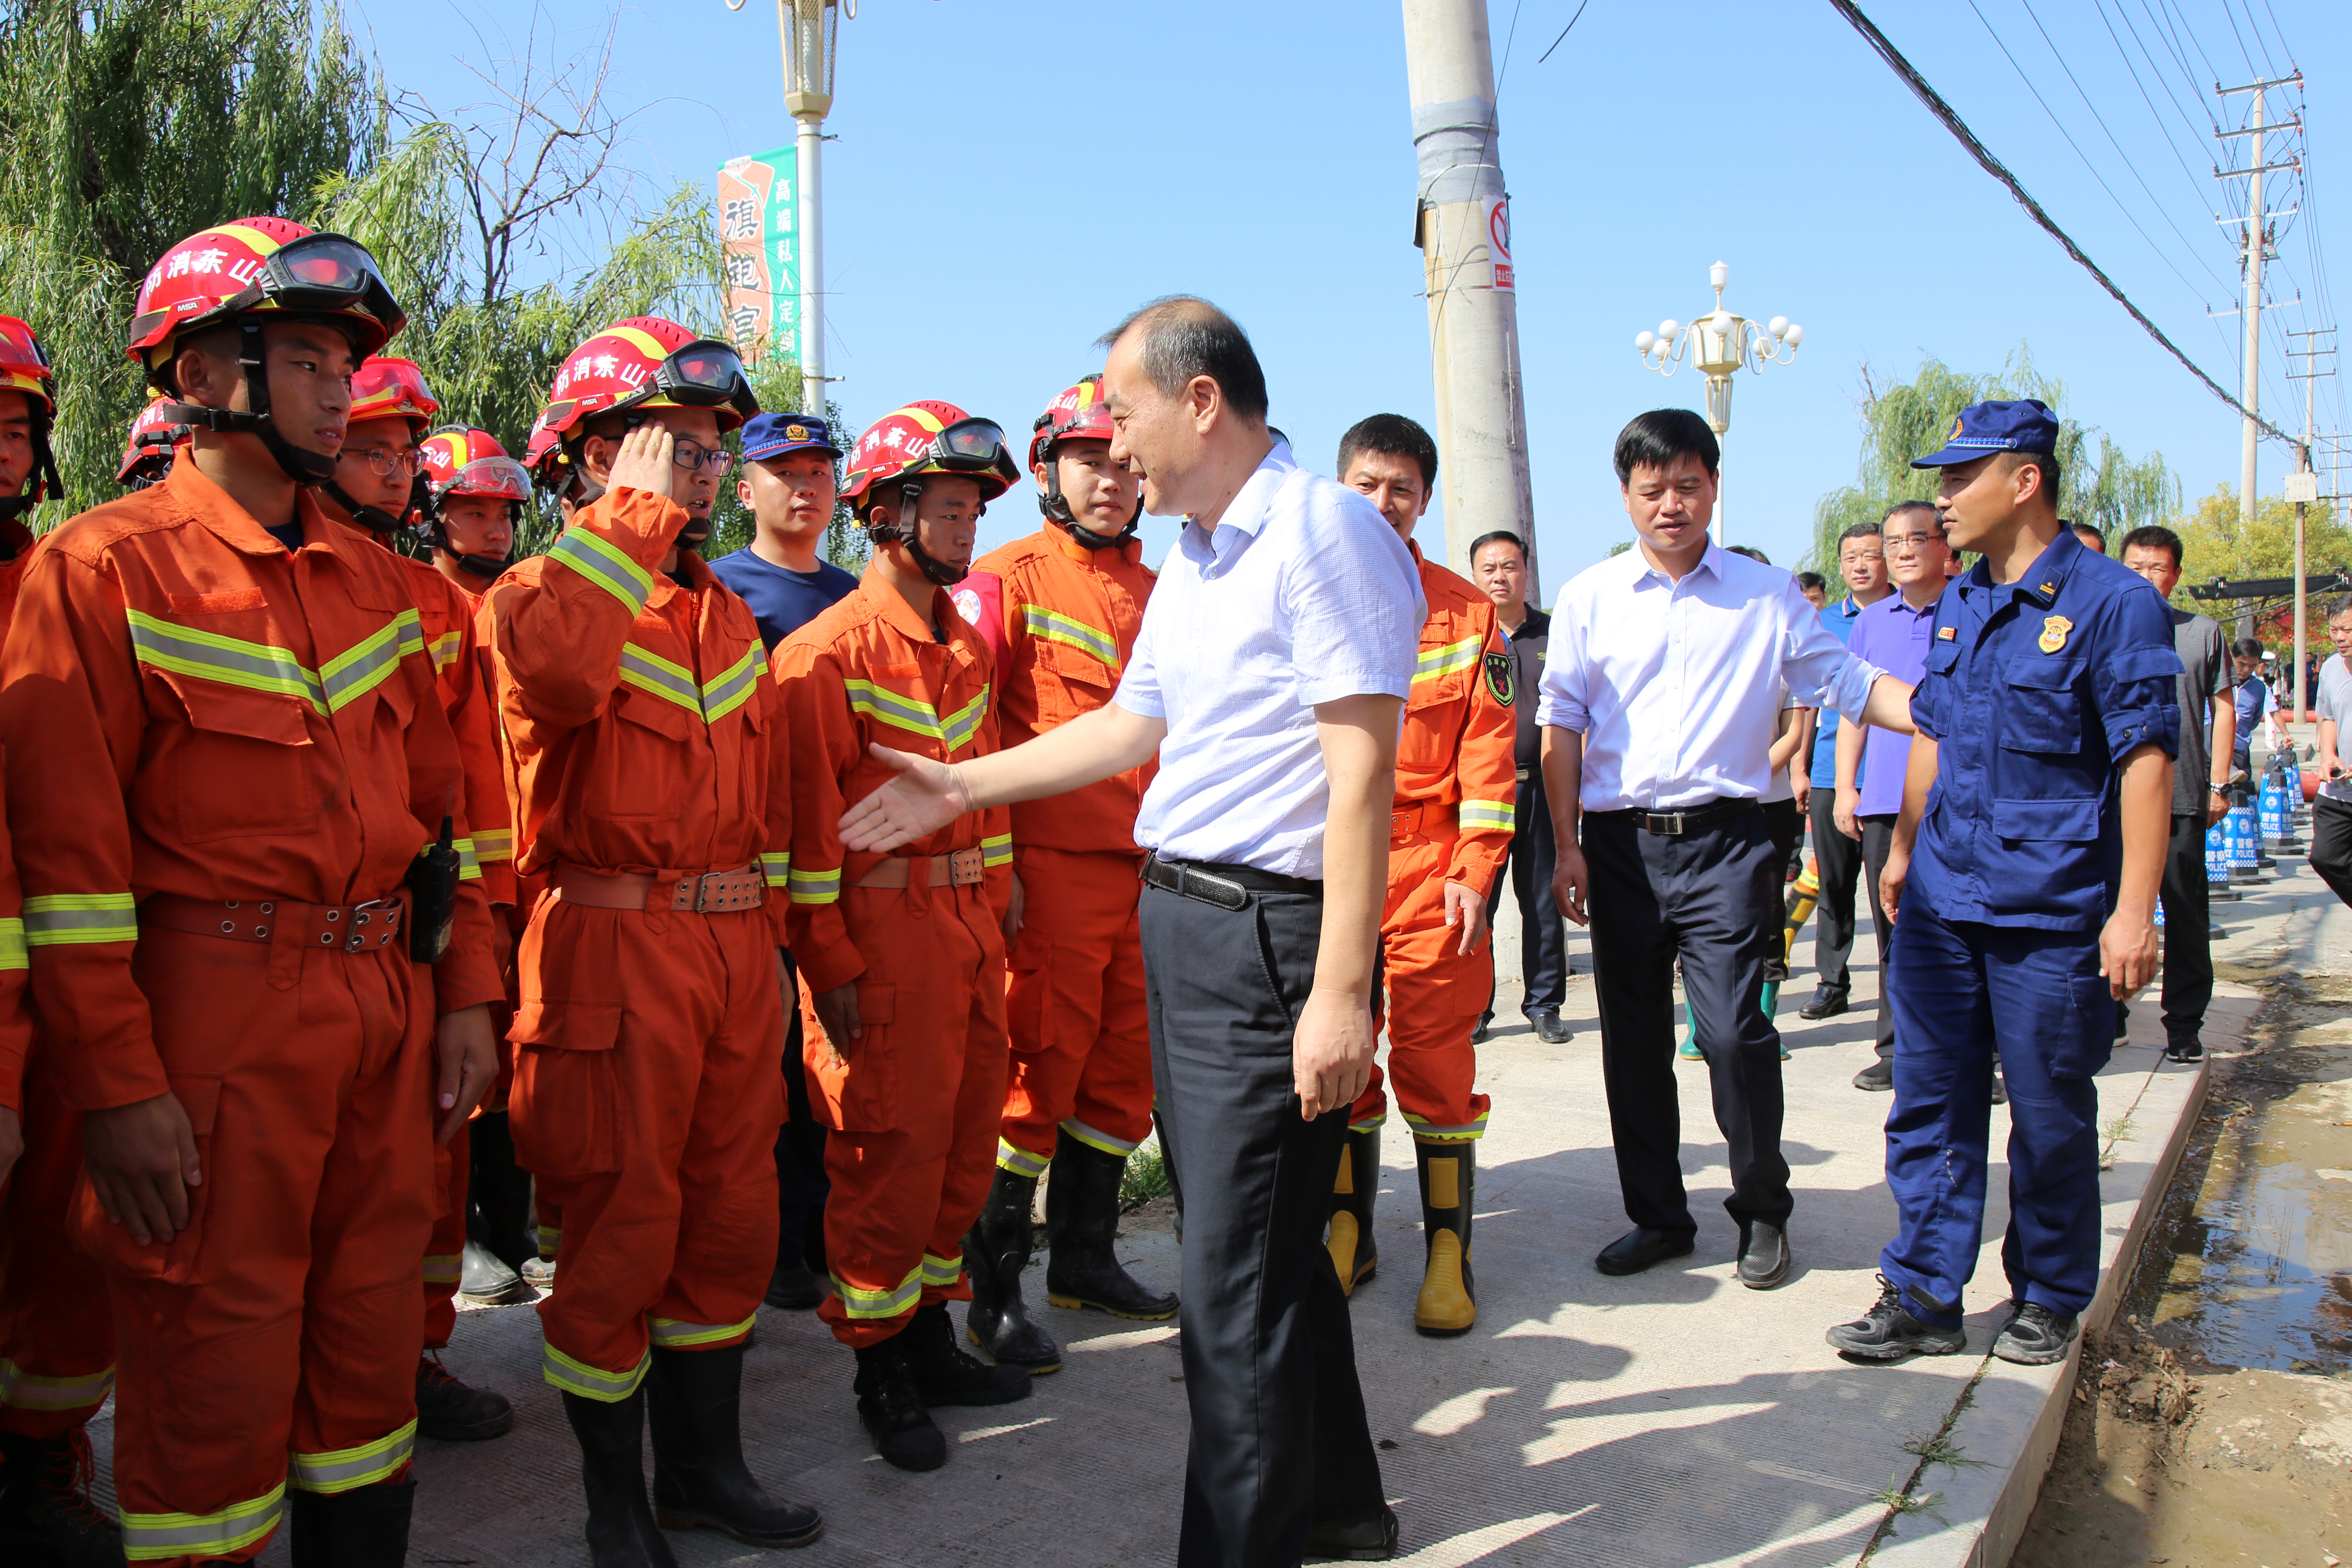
[1868, 1472, 1948, 1522]
[1900, 1432, 1990, 1471]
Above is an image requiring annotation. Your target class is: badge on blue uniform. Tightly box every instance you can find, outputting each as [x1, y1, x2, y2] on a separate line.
[2038, 615, 2073, 653]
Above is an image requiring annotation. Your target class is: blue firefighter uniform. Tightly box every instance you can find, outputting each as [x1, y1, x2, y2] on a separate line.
[1883, 463, 2181, 1329]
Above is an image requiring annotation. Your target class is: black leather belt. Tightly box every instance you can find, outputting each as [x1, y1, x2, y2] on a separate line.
[1590, 797, 1760, 836]
[1142, 853, 1322, 911]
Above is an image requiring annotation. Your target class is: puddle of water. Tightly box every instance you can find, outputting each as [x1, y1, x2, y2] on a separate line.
[2135, 1016, 2352, 1372]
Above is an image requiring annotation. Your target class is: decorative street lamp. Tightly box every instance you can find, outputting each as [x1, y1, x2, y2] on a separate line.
[727, 0, 845, 416]
[1633, 261, 1802, 543]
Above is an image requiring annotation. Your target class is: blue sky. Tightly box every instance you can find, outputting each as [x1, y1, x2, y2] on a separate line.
[345, 0, 2345, 591]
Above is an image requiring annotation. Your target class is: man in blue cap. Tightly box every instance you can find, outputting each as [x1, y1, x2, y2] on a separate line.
[710, 411, 860, 1313]
[1828, 399, 2180, 1367]
[711, 411, 858, 652]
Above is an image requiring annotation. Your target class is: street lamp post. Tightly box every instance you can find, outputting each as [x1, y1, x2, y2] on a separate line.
[778, 0, 840, 418]
[1632, 261, 1802, 543]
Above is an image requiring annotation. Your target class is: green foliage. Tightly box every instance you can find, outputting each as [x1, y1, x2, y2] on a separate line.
[1805, 350, 2180, 584]
[1118, 1138, 1172, 1212]
[2175, 484, 2348, 607]
[0, 0, 385, 520]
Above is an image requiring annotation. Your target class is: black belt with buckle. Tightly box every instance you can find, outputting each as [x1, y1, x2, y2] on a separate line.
[1141, 853, 1322, 911]
[1592, 797, 1761, 837]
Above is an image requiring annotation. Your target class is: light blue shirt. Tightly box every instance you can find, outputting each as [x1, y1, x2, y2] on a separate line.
[1537, 542, 1884, 813]
[1113, 441, 1424, 878]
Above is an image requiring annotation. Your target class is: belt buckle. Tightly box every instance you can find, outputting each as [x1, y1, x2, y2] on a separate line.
[346, 897, 398, 951]
[1390, 808, 1414, 837]
[1648, 811, 1684, 836]
[947, 848, 986, 887]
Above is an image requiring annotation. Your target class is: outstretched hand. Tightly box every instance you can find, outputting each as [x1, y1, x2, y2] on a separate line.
[838, 744, 976, 852]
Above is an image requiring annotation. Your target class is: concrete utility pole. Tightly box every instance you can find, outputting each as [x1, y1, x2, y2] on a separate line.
[2286, 327, 2335, 721]
[2216, 73, 2303, 532]
[1401, 0, 1537, 587]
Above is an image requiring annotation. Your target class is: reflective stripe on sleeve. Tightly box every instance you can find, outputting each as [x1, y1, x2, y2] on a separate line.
[699, 645, 767, 724]
[121, 1481, 284, 1561]
[1403, 1109, 1489, 1141]
[1457, 799, 1516, 833]
[1413, 635, 1481, 684]
[27, 893, 138, 947]
[472, 828, 514, 864]
[0, 917, 24, 971]
[290, 1419, 416, 1494]
[318, 611, 423, 713]
[1020, 604, 1119, 668]
[549, 527, 655, 614]
[942, 687, 990, 751]
[996, 1138, 1050, 1179]
[125, 609, 327, 712]
[980, 834, 1013, 868]
[760, 852, 791, 888]
[618, 644, 704, 719]
[830, 1264, 923, 1320]
[789, 866, 841, 906]
[843, 679, 946, 739]
[1059, 1117, 1140, 1158]
[0, 1358, 115, 1412]
[542, 1343, 648, 1402]
[648, 1312, 757, 1349]
[425, 629, 462, 671]
[452, 837, 481, 882]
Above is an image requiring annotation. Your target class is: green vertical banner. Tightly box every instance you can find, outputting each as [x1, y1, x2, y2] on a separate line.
[716, 149, 800, 369]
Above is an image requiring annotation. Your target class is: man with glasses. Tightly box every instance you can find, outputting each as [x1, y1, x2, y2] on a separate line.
[488, 318, 820, 1557]
[1801, 524, 1891, 1022]
[1836, 502, 1949, 1092]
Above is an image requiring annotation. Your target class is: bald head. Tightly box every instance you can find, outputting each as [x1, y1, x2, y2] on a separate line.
[1097, 295, 1268, 425]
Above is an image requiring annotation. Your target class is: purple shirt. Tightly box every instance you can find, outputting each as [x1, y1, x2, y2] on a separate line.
[1848, 589, 1943, 817]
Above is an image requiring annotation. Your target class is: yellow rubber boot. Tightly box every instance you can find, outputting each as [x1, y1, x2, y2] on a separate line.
[1325, 1127, 1379, 1294]
[1412, 1136, 1477, 1336]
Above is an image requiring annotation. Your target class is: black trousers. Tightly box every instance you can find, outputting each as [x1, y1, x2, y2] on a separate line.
[1860, 815, 1899, 1061]
[1140, 878, 1383, 1568]
[1585, 808, 1792, 1235]
[1807, 786, 1862, 994]
[774, 949, 829, 1273]
[2311, 797, 2352, 908]
[2158, 812, 2214, 1047]
[1760, 798, 1804, 984]
[1485, 767, 1568, 1016]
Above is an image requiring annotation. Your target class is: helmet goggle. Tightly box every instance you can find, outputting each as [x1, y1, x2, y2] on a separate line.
[927, 418, 1011, 472]
[128, 232, 405, 351]
[441, 455, 533, 503]
[542, 337, 757, 433]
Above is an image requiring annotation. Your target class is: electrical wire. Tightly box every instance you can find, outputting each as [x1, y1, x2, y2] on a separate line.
[2093, 0, 2225, 212]
[1537, 0, 1592, 65]
[1825, 0, 2294, 443]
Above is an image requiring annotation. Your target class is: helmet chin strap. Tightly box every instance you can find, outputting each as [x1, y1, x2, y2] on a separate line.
[1036, 451, 1140, 549]
[321, 471, 427, 535]
[0, 407, 62, 533]
[162, 318, 339, 486]
[871, 481, 968, 586]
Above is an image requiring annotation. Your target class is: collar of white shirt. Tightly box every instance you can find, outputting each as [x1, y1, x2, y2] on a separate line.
[1178, 439, 1291, 572]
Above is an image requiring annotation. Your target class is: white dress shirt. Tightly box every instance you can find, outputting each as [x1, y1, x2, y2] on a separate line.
[1114, 440, 1425, 878]
[1536, 543, 1884, 813]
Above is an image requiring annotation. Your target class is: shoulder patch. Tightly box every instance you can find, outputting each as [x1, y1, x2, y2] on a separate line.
[1484, 649, 1515, 707]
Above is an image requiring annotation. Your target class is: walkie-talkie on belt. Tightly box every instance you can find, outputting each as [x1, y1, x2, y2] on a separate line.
[407, 813, 460, 962]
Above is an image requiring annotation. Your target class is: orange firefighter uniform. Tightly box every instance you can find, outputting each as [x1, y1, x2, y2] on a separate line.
[776, 568, 1011, 1348]
[483, 485, 793, 1402]
[1350, 544, 1516, 1140]
[0, 456, 501, 1565]
[962, 526, 1154, 1174]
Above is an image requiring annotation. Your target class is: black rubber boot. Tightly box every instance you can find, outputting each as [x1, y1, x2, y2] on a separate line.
[467, 1110, 539, 1273]
[416, 1351, 516, 1441]
[1042, 1131, 1178, 1321]
[853, 1339, 946, 1472]
[0, 1430, 124, 1568]
[561, 1389, 678, 1568]
[962, 1165, 1061, 1372]
[645, 1345, 822, 1548]
[1412, 1137, 1477, 1336]
[287, 1480, 415, 1568]
[1325, 1127, 1379, 1295]
[900, 1301, 1033, 1407]
[458, 1238, 537, 1307]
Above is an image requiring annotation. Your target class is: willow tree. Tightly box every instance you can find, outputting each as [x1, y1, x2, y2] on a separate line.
[1803, 351, 2180, 584]
[0, 0, 384, 520]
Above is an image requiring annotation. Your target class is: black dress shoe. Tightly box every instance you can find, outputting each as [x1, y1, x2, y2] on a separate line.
[1527, 1008, 1572, 1044]
[1470, 1015, 1492, 1044]
[1595, 1227, 1695, 1276]
[1799, 986, 1849, 1021]
[1736, 1223, 1791, 1289]
[1852, 1056, 1894, 1091]
[1305, 1504, 1399, 1561]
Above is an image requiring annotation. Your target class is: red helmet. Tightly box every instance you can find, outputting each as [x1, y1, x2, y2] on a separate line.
[537, 318, 757, 447]
[126, 218, 405, 380]
[519, 410, 562, 483]
[421, 425, 531, 505]
[118, 396, 190, 488]
[0, 316, 55, 416]
[347, 356, 439, 436]
[1028, 375, 1114, 470]
[841, 401, 1020, 510]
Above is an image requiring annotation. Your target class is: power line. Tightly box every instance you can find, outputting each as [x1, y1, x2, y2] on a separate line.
[1825, 0, 2294, 443]
[1536, 0, 1592, 65]
[2094, 0, 2227, 212]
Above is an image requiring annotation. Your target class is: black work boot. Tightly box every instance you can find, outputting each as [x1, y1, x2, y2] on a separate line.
[0, 1430, 124, 1568]
[561, 1389, 678, 1568]
[1042, 1131, 1178, 1322]
[645, 1345, 822, 1548]
[853, 1339, 946, 1472]
[1412, 1137, 1476, 1336]
[962, 1165, 1060, 1372]
[287, 1479, 414, 1568]
[416, 1351, 516, 1441]
[467, 1109, 540, 1272]
[901, 1301, 1032, 1407]
[1325, 1127, 1380, 1295]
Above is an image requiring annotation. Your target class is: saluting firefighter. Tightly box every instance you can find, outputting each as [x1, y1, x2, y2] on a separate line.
[1327, 414, 1516, 1336]
[0, 314, 120, 1568]
[956, 376, 1177, 1374]
[775, 402, 1032, 1472]
[0, 217, 504, 1567]
[487, 318, 819, 1565]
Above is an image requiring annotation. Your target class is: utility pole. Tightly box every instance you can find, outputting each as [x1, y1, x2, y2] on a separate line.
[2215, 73, 2303, 532]
[1401, 0, 1538, 586]
[2287, 327, 2336, 720]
